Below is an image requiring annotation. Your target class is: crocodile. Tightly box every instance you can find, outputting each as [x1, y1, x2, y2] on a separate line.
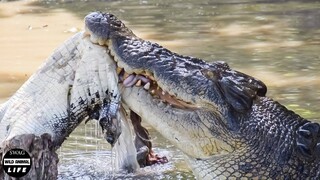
[85, 12, 320, 179]
[0, 32, 128, 179]
[0, 29, 164, 178]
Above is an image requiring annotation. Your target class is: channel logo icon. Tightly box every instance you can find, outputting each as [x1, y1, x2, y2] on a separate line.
[2, 148, 32, 178]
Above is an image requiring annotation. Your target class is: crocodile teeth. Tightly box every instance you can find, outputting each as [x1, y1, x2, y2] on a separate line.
[117, 67, 124, 75]
[135, 80, 142, 86]
[89, 34, 99, 44]
[118, 67, 199, 109]
[98, 38, 105, 45]
[143, 82, 150, 90]
[138, 75, 150, 83]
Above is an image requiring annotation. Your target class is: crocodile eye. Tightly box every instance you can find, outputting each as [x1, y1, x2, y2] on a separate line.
[201, 69, 218, 81]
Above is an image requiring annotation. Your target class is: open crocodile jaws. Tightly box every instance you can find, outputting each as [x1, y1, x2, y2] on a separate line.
[85, 12, 320, 179]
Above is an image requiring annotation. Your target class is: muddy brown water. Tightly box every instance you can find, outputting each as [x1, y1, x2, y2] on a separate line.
[1, 0, 319, 179]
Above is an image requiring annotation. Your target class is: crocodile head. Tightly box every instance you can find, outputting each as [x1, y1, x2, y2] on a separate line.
[84, 12, 320, 179]
[85, 12, 267, 159]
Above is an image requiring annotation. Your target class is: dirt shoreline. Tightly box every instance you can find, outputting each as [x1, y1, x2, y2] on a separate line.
[0, 1, 83, 103]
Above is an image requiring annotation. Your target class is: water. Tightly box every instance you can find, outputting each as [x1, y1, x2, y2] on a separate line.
[57, 121, 192, 179]
[113, 111, 139, 173]
[0, 0, 319, 179]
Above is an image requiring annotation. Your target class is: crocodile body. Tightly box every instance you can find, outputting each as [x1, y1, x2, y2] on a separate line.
[85, 12, 320, 179]
[0, 32, 121, 148]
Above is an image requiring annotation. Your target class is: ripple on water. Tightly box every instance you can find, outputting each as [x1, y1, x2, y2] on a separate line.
[58, 149, 194, 179]
[58, 121, 194, 179]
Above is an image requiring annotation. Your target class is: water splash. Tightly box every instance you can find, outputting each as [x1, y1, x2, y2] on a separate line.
[111, 147, 114, 178]
[113, 108, 139, 172]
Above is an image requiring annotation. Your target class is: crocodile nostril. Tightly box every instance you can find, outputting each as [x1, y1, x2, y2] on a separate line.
[256, 83, 267, 96]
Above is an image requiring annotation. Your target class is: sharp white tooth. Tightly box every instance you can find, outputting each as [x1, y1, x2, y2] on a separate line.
[98, 39, 105, 45]
[110, 49, 115, 56]
[162, 91, 166, 95]
[116, 67, 123, 74]
[90, 35, 99, 44]
[147, 75, 155, 81]
[144, 82, 150, 90]
[145, 71, 153, 76]
[135, 80, 142, 86]
[137, 75, 150, 83]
